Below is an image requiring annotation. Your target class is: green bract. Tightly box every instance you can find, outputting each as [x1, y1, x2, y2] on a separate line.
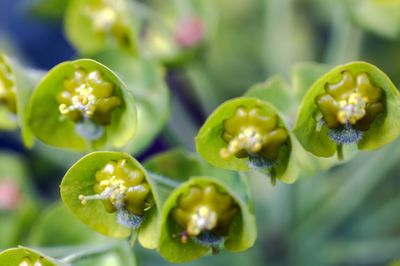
[28, 59, 136, 151]
[294, 61, 400, 158]
[60, 151, 160, 243]
[144, 149, 256, 263]
[65, 0, 138, 54]
[196, 97, 300, 184]
[92, 51, 170, 154]
[0, 247, 60, 266]
[0, 52, 35, 147]
[346, 0, 400, 39]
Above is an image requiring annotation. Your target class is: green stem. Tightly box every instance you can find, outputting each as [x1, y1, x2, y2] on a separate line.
[263, 0, 294, 77]
[292, 139, 400, 262]
[60, 243, 116, 264]
[337, 144, 344, 161]
[149, 172, 180, 188]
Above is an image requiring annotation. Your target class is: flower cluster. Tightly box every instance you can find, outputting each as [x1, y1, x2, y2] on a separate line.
[315, 71, 384, 131]
[220, 106, 288, 161]
[79, 159, 152, 217]
[57, 67, 121, 125]
[172, 183, 238, 245]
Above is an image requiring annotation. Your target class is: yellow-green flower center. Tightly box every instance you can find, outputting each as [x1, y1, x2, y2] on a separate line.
[79, 159, 151, 216]
[85, 0, 132, 48]
[57, 68, 122, 125]
[315, 71, 384, 131]
[0, 57, 17, 114]
[220, 106, 288, 161]
[172, 184, 238, 242]
[19, 257, 42, 266]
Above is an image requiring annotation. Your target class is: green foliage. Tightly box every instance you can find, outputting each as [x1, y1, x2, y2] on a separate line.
[91, 51, 170, 154]
[2, 0, 400, 265]
[346, 0, 400, 39]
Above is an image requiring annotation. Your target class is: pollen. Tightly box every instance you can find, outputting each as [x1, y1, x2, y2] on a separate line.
[19, 257, 42, 266]
[0, 56, 17, 114]
[78, 159, 151, 216]
[337, 92, 368, 125]
[220, 106, 288, 161]
[315, 71, 384, 131]
[56, 68, 122, 125]
[171, 184, 238, 243]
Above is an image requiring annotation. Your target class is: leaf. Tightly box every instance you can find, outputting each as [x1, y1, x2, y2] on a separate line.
[28, 202, 108, 246]
[244, 75, 293, 116]
[0, 53, 36, 147]
[0, 247, 62, 266]
[346, 0, 400, 39]
[292, 62, 331, 103]
[294, 61, 400, 157]
[196, 97, 300, 184]
[28, 58, 137, 151]
[60, 151, 160, 241]
[91, 51, 170, 155]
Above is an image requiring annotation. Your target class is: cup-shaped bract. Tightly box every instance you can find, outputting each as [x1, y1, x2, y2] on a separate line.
[0, 52, 35, 147]
[91, 51, 170, 155]
[196, 97, 299, 184]
[28, 59, 136, 151]
[294, 62, 400, 158]
[346, 0, 400, 39]
[143, 149, 256, 263]
[60, 152, 159, 241]
[0, 247, 60, 266]
[157, 176, 256, 263]
[65, 0, 138, 55]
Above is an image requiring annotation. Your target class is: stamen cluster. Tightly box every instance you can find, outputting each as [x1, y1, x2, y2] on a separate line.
[220, 106, 288, 161]
[172, 184, 238, 243]
[79, 159, 151, 216]
[315, 71, 384, 131]
[57, 68, 121, 125]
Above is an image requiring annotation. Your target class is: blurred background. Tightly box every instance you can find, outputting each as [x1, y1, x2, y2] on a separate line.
[0, 0, 399, 265]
